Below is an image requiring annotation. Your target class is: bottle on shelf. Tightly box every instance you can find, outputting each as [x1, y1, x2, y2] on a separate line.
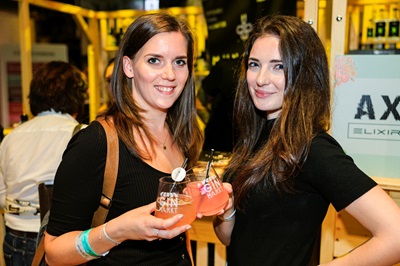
[367, 18, 374, 40]
[361, 9, 376, 50]
[388, 6, 400, 49]
[374, 8, 387, 49]
[366, 14, 375, 50]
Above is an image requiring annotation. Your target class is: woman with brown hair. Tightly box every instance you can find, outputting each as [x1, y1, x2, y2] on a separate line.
[44, 13, 203, 265]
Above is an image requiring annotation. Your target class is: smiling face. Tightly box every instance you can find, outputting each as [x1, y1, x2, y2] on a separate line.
[247, 34, 286, 119]
[122, 31, 189, 113]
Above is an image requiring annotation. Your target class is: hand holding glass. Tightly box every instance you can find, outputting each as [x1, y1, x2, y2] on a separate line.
[189, 167, 229, 216]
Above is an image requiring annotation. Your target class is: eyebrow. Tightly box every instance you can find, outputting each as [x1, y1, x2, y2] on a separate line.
[175, 56, 188, 60]
[146, 53, 188, 60]
[248, 57, 282, 63]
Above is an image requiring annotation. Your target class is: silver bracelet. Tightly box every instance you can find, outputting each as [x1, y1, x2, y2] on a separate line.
[217, 209, 236, 222]
[101, 223, 121, 245]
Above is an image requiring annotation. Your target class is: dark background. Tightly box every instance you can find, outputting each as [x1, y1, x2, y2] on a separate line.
[1, 0, 297, 70]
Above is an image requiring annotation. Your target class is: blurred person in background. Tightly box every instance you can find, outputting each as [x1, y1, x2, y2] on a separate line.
[98, 57, 115, 113]
[0, 61, 88, 266]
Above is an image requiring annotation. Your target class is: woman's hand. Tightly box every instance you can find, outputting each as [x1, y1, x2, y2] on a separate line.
[216, 182, 234, 216]
[107, 202, 191, 243]
[195, 182, 234, 219]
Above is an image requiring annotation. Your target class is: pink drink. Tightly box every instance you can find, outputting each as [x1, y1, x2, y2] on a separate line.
[189, 175, 229, 216]
[155, 194, 196, 229]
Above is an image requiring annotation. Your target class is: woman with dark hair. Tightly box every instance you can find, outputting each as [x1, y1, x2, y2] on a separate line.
[0, 61, 87, 266]
[214, 15, 400, 265]
[44, 13, 203, 265]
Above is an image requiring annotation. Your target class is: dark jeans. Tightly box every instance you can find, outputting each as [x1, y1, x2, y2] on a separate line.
[3, 229, 37, 266]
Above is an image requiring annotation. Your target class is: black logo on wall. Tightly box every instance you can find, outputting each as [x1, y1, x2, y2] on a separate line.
[350, 95, 400, 141]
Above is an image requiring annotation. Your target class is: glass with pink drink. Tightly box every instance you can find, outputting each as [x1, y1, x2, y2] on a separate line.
[154, 176, 196, 229]
[188, 166, 229, 216]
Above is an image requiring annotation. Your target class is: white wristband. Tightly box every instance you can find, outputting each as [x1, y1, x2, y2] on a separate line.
[217, 209, 236, 222]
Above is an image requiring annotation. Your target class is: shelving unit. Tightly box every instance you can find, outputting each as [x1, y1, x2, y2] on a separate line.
[351, 1, 399, 50]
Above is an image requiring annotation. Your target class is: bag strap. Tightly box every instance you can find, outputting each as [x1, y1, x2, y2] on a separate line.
[72, 123, 84, 136]
[32, 235, 46, 266]
[91, 118, 119, 227]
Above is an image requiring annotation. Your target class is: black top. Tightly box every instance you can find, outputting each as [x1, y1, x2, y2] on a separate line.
[47, 121, 191, 266]
[227, 123, 377, 265]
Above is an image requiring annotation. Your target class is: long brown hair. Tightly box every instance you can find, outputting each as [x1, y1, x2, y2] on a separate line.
[224, 15, 331, 210]
[102, 12, 203, 168]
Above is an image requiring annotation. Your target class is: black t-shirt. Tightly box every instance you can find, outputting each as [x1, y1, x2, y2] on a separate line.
[227, 129, 377, 265]
[47, 121, 191, 265]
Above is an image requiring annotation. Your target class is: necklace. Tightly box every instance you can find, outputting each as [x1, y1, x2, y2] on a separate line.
[161, 136, 167, 150]
[154, 128, 168, 150]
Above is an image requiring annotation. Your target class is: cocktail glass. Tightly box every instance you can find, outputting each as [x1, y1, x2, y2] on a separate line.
[154, 176, 196, 229]
[188, 166, 229, 216]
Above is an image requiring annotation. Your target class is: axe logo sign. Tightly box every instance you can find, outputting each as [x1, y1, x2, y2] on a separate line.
[349, 95, 400, 141]
[354, 95, 400, 120]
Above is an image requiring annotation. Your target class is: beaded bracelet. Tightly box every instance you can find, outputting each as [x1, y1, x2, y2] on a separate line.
[101, 223, 121, 245]
[217, 209, 236, 222]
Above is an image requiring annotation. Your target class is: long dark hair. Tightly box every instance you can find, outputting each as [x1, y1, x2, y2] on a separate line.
[103, 12, 203, 168]
[224, 15, 331, 210]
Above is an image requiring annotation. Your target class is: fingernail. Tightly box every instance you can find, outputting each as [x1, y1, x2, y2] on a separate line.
[178, 214, 184, 220]
[186, 225, 192, 230]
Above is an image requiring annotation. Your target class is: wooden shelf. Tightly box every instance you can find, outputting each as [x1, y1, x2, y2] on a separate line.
[373, 176, 400, 191]
[362, 39, 400, 45]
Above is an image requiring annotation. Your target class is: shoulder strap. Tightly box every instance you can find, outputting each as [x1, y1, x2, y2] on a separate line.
[32, 237, 46, 266]
[72, 123, 84, 136]
[32, 118, 119, 266]
[91, 118, 119, 227]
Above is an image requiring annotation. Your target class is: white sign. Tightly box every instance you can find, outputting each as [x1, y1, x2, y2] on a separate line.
[332, 55, 400, 178]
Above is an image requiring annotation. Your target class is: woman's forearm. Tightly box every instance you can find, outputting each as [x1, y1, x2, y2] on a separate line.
[213, 209, 236, 246]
